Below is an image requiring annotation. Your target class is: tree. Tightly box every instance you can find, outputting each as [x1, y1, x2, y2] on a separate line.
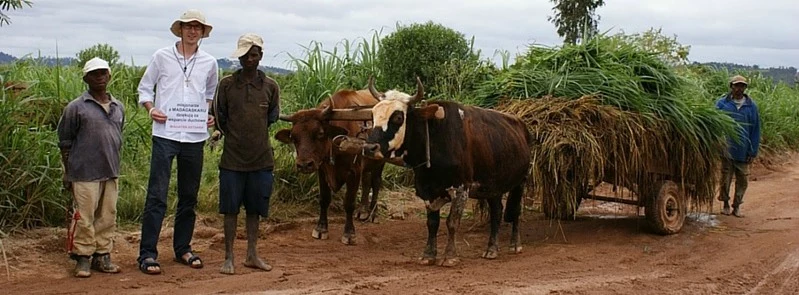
[377, 21, 473, 97]
[613, 28, 691, 66]
[76, 43, 120, 67]
[548, 0, 606, 44]
[0, 0, 32, 26]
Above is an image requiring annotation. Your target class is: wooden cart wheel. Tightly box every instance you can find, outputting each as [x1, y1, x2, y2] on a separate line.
[645, 180, 686, 235]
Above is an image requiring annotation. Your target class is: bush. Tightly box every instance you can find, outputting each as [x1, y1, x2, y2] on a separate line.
[76, 43, 121, 68]
[377, 21, 474, 97]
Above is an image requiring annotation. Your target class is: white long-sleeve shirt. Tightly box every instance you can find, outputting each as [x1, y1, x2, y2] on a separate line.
[137, 43, 219, 143]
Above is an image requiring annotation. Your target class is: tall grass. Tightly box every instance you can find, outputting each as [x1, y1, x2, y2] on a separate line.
[748, 75, 799, 151]
[0, 92, 63, 229]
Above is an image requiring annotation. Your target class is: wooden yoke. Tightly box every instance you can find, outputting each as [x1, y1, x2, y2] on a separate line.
[327, 108, 374, 121]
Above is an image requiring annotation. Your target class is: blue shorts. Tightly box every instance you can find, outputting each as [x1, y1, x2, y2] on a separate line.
[218, 168, 273, 217]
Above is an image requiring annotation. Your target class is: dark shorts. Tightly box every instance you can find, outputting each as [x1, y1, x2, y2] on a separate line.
[218, 168, 274, 217]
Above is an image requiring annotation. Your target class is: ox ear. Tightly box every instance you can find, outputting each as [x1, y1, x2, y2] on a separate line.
[416, 104, 445, 120]
[275, 129, 292, 144]
[323, 124, 348, 138]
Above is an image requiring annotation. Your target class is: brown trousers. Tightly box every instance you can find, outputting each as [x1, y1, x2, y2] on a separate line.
[719, 159, 749, 208]
[70, 179, 118, 256]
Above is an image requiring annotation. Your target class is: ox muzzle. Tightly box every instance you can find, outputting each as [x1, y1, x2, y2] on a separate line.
[361, 142, 384, 160]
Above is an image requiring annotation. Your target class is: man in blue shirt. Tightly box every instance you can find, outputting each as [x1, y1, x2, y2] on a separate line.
[715, 75, 761, 217]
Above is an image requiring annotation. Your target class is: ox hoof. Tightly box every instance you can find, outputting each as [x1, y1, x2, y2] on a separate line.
[510, 246, 523, 254]
[482, 251, 498, 260]
[312, 229, 329, 240]
[419, 258, 437, 266]
[440, 258, 460, 267]
[356, 211, 370, 222]
[340, 235, 357, 245]
[368, 215, 379, 224]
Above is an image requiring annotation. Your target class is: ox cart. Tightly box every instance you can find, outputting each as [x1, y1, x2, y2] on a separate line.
[321, 99, 695, 236]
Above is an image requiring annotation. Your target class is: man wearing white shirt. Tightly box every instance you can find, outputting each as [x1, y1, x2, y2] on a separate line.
[136, 8, 218, 275]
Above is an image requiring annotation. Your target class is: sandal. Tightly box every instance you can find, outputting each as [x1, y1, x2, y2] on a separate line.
[138, 257, 162, 275]
[175, 252, 203, 269]
[91, 253, 121, 273]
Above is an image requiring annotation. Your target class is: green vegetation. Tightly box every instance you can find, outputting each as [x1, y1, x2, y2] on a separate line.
[2, 22, 799, 232]
[76, 43, 121, 68]
[486, 35, 736, 218]
[0, 0, 32, 26]
[548, 0, 606, 44]
[376, 21, 495, 102]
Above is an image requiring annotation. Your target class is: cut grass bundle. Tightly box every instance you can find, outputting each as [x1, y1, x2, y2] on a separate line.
[482, 35, 738, 218]
[497, 96, 724, 218]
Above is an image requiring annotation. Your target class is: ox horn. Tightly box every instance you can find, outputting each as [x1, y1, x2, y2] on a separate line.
[320, 100, 333, 119]
[407, 76, 425, 106]
[367, 75, 383, 99]
[279, 114, 293, 122]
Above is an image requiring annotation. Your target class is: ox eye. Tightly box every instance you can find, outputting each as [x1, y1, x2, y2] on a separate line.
[316, 129, 326, 140]
[390, 113, 404, 125]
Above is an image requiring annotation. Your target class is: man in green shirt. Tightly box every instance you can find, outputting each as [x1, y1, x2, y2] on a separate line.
[213, 33, 280, 274]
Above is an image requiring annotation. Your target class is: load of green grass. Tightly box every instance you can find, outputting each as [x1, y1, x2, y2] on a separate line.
[484, 35, 739, 218]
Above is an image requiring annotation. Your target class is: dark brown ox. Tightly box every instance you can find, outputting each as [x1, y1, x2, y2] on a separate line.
[361, 77, 533, 266]
[274, 89, 386, 245]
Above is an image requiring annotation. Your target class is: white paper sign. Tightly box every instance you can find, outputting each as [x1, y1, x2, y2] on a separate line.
[165, 102, 208, 133]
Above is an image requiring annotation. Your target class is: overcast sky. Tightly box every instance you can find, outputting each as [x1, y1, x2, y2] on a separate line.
[1, 0, 797, 70]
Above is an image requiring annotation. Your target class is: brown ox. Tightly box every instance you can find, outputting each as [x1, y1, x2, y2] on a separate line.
[361, 77, 532, 266]
[274, 89, 386, 245]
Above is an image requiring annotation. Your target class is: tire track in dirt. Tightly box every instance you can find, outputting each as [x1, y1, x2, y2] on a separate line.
[244, 275, 404, 295]
[745, 249, 799, 295]
[477, 270, 670, 294]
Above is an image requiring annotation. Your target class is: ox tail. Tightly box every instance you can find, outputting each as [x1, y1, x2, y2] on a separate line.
[472, 199, 490, 224]
[504, 185, 523, 223]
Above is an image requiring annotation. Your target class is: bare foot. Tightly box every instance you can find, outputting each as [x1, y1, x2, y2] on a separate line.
[441, 257, 460, 267]
[419, 257, 436, 266]
[244, 256, 272, 271]
[220, 258, 235, 275]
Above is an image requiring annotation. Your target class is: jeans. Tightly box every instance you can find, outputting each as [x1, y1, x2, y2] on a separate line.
[138, 136, 204, 263]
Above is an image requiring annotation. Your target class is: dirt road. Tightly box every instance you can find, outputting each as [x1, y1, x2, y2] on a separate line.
[2, 155, 798, 295]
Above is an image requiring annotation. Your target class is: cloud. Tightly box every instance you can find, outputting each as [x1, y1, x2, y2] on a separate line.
[1, 0, 797, 69]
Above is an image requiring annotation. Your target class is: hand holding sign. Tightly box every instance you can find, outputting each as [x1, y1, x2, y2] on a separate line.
[165, 102, 208, 133]
[150, 108, 168, 124]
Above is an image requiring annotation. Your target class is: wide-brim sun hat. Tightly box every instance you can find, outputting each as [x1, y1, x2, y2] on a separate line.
[230, 33, 265, 58]
[170, 9, 213, 38]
